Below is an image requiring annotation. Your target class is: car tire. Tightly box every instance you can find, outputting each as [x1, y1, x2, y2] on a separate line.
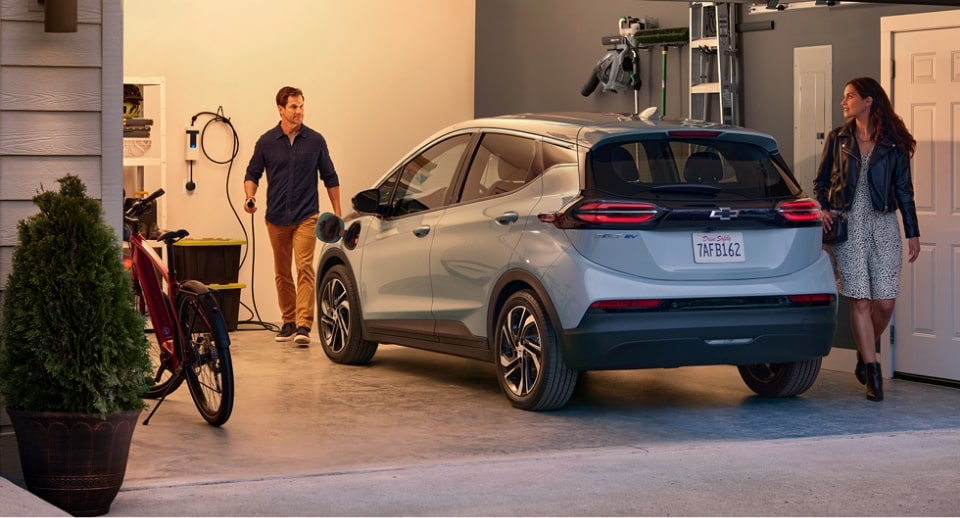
[737, 357, 822, 397]
[317, 264, 378, 364]
[493, 290, 577, 411]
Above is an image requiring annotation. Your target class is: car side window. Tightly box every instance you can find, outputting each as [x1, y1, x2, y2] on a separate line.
[542, 142, 577, 174]
[377, 170, 401, 210]
[390, 134, 471, 217]
[460, 133, 538, 203]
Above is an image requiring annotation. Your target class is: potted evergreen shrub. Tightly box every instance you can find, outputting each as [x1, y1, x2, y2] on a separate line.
[0, 174, 151, 517]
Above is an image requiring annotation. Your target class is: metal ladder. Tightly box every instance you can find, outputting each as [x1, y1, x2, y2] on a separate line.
[688, 2, 740, 125]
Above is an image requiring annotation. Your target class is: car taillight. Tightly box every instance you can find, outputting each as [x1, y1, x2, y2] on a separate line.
[788, 293, 836, 306]
[541, 201, 662, 228]
[777, 198, 821, 223]
[590, 299, 664, 311]
[576, 202, 658, 224]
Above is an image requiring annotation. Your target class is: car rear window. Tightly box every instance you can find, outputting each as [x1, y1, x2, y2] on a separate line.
[588, 139, 800, 199]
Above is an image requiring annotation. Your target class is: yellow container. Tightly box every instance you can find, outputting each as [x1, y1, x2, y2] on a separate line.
[172, 239, 246, 285]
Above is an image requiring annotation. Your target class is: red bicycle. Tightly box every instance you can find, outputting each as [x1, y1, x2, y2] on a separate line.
[124, 188, 234, 426]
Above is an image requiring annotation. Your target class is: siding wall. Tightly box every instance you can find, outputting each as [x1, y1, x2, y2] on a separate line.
[0, 0, 121, 290]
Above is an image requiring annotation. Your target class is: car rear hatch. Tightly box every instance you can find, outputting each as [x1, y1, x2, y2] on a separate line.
[552, 130, 823, 282]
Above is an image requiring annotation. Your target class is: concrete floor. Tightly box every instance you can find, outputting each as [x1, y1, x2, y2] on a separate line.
[3, 326, 960, 516]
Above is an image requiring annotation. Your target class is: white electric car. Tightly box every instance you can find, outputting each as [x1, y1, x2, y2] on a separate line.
[315, 111, 838, 410]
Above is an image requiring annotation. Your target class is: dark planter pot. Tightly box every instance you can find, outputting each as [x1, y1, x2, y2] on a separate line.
[6, 408, 141, 517]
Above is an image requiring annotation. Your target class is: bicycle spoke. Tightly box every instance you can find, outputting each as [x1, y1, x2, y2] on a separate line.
[177, 286, 234, 427]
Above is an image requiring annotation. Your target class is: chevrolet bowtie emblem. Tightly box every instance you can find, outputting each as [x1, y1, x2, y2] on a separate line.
[710, 208, 739, 220]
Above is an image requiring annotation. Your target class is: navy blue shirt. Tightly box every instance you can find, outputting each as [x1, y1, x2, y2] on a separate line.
[245, 123, 340, 226]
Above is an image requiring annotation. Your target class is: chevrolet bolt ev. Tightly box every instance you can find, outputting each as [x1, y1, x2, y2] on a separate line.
[315, 111, 838, 410]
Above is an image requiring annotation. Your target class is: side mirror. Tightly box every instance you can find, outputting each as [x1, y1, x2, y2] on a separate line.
[352, 188, 381, 213]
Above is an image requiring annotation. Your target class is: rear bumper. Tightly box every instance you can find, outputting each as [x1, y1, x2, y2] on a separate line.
[558, 304, 836, 370]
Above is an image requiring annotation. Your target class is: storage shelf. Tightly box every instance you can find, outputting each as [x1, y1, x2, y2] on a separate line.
[688, 2, 739, 125]
[123, 157, 162, 167]
[690, 37, 719, 49]
[123, 76, 166, 228]
[691, 82, 721, 94]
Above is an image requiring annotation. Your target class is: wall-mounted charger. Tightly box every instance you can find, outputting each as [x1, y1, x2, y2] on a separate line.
[185, 126, 200, 162]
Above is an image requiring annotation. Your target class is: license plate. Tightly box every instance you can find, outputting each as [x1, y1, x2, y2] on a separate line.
[692, 232, 745, 263]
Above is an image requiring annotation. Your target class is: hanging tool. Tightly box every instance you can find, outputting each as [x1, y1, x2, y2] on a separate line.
[632, 26, 689, 118]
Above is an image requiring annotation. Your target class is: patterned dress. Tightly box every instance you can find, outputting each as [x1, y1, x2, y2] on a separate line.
[828, 150, 903, 300]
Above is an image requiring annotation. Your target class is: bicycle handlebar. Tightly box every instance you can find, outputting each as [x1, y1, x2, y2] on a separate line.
[125, 188, 166, 219]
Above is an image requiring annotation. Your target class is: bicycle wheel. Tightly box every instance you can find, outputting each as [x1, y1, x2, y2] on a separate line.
[137, 278, 184, 399]
[176, 281, 234, 426]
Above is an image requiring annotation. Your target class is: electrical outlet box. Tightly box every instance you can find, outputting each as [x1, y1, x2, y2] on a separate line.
[184, 173, 197, 194]
[185, 126, 200, 162]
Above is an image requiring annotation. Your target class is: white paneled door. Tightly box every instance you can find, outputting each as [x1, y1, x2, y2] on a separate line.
[793, 45, 831, 193]
[883, 11, 960, 382]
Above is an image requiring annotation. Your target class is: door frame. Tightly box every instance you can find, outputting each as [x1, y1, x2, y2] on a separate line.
[879, 9, 960, 378]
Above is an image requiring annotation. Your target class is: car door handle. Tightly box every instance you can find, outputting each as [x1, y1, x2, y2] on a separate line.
[495, 212, 519, 225]
[413, 225, 431, 237]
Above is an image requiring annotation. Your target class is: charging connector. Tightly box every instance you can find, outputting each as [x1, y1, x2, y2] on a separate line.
[185, 126, 200, 162]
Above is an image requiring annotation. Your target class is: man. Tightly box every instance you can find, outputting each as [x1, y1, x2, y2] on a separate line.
[244, 86, 342, 346]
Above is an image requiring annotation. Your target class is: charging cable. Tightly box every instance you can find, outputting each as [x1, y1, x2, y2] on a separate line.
[190, 107, 276, 332]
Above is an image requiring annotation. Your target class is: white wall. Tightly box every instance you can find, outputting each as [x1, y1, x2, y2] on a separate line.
[123, 0, 475, 324]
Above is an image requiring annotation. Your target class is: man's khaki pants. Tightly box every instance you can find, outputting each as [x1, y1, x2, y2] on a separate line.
[266, 214, 319, 329]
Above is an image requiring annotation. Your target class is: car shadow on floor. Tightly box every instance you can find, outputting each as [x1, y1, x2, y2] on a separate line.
[358, 343, 960, 443]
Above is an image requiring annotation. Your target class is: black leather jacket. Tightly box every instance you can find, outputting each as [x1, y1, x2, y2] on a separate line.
[813, 120, 920, 239]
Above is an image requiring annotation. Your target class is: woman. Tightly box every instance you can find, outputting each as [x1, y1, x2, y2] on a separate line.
[813, 77, 920, 402]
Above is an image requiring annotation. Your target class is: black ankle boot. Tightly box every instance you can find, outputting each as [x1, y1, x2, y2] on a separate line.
[865, 362, 883, 401]
[855, 352, 867, 385]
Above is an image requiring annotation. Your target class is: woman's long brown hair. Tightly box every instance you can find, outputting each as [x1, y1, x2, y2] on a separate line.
[847, 77, 916, 158]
